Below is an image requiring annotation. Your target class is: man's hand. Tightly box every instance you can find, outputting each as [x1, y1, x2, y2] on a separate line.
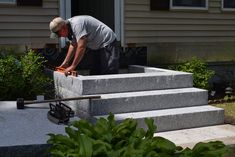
[64, 65, 76, 76]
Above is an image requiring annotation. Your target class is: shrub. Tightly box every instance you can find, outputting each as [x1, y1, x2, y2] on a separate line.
[0, 55, 24, 99]
[169, 57, 215, 89]
[47, 114, 229, 157]
[0, 49, 53, 100]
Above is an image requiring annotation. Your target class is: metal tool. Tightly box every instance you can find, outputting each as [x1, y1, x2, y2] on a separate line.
[16, 95, 101, 109]
[47, 102, 74, 124]
[46, 64, 78, 76]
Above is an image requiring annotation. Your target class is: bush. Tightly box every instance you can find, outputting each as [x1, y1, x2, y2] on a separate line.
[169, 57, 215, 89]
[0, 49, 53, 100]
[47, 114, 229, 157]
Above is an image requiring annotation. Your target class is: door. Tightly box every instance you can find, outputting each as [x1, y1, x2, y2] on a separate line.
[71, 0, 114, 30]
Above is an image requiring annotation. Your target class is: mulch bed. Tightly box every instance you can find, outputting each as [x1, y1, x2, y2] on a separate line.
[224, 116, 235, 125]
[208, 99, 235, 104]
[208, 98, 235, 125]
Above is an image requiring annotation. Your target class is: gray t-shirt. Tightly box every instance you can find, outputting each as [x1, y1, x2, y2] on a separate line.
[67, 15, 116, 50]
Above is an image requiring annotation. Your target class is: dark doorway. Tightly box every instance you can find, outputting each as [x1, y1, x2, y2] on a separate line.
[71, 0, 114, 30]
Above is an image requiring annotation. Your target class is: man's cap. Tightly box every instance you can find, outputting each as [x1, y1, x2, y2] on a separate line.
[49, 17, 66, 38]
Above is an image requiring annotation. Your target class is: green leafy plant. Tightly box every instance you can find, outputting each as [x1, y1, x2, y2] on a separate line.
[0, 55, 24, 99]
[169, 57, 215, 89]
[47, 114, 229, 157]
[0, 49, 53, 100]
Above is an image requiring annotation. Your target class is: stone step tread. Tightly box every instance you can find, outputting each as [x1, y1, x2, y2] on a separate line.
[52, 66, 193, 95]
[79, 71, 190, 80]
[95, 105, 223, 120]
[97, 87, 206, 99]
[86, 88, 207, 115]
[94, 105, 224, 132]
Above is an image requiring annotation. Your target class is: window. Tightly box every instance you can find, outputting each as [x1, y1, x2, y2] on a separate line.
[0, 0, 16, 4]
[17, 0, 42, 6]
[150, 0, 170, 10]
[170, 0, 208, 10]
[222, 0, 235, 10]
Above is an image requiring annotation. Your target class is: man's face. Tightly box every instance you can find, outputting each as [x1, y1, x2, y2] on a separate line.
[57, 25, 68, 37]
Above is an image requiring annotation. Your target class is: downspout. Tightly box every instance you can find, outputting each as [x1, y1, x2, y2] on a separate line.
[114, 0, 121, 41]
[59, 0, 71, 48]
[120, 0, 125, 50]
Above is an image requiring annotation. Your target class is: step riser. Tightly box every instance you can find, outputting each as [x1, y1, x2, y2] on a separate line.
[56, 87, 208, 116]
[90, 90, 208, 115]
[53, 70, 193, 95]
[115, 110, 224, 132]
[82, 74, 193, 95]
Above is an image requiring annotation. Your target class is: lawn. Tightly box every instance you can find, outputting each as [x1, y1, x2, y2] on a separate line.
[213, 102, 235, 125]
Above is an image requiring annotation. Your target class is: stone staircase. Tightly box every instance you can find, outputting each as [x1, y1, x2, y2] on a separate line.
[0, 65, 228, 157]
[54, 65, 224, 132]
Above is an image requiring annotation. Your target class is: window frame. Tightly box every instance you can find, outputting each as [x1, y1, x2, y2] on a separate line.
[221, 0, 235, 11]
[170, 0, 208, 10]
[0, 0, 16, 5]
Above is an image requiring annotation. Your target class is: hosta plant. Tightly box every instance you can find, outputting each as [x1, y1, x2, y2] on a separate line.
[47, 114, 229, 157]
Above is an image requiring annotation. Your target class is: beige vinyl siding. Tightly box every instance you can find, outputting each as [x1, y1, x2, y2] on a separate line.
[124, 0, 235, 45]
[0, 0, 59, 48]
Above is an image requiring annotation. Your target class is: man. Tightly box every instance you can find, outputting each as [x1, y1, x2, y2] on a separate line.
[49, 15, 119, 75]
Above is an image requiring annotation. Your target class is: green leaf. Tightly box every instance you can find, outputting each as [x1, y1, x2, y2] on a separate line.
[144, 118, 157, 138]
[77, 134, 93, 157]
[72, 120, 95, 137]
[92, 139, 112, 156]
[151, 136, 176, 154]
[65, 127, 78, 141]
[192, 141, 229, 157]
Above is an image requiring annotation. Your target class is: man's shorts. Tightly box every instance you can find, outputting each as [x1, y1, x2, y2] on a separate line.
[90, 40, 120, 75]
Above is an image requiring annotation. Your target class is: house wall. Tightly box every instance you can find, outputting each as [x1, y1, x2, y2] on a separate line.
[124, 0, 235, 64]
[0, 0, 59, 49]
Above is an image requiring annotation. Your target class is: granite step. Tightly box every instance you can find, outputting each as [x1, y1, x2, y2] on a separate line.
[95, 105, 224, 132]
[51, 67, 193, 95]
[83, 87, 208, 116]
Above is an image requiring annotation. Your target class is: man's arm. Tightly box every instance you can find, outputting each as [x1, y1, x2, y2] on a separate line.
[64, 36, 87, 75]
[58, 44, 76, 68]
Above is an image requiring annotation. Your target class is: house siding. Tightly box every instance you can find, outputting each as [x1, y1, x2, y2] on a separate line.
[0, 0, 59, 48]
[124, 0, 235, 45]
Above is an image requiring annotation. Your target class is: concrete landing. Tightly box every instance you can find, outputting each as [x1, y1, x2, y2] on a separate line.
[0, 101, 233, 157]
[0, 101, 79, 147]
[156, 124, 235, 148]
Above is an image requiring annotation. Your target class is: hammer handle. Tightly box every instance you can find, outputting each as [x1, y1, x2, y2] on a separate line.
[24, 95, 101, 105]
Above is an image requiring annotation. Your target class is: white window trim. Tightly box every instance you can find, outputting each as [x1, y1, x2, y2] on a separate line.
[221, 0, 235, 11]
[0, 0, 16, 5]
[170, 0, 208, 10]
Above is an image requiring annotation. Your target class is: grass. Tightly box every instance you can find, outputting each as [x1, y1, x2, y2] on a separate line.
[213, 102, 235, 125]
[212, 102, 235, 157]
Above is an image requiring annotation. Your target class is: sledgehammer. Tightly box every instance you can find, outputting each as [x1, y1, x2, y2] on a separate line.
[16, 95, 101, 109]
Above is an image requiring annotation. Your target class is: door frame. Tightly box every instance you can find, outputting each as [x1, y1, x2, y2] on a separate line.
[59, 0, 123, 47]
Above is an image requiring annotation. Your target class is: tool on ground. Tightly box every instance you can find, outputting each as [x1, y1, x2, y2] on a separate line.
[16, 95, 101, 109]
[47, 102, 74, 124]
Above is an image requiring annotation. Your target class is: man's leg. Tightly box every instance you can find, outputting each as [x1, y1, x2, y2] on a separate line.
[90, 49, 102, 75]
[100, 41, 120, 75]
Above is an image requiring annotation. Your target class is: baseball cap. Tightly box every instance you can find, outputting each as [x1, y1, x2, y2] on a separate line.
[49, 17, 66, 38]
